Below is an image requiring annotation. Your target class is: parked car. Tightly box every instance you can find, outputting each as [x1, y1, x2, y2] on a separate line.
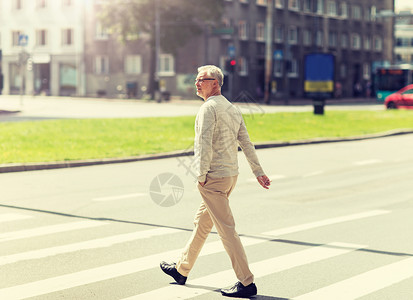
[384, 84, 413, 109]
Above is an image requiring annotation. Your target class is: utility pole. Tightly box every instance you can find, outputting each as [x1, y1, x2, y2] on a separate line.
[264, 0, 273, 104]
[155, 0, 161, 101]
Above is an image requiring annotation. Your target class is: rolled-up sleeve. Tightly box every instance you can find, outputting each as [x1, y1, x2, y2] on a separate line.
[237, 118, 265, 178]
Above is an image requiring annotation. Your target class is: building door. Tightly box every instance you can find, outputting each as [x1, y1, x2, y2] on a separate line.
[34, 63, 50, 95]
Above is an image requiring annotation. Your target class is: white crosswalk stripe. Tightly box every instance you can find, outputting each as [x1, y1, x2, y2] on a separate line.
[1, 209, 411, 299]
[124, 242, 366, 300]
[294, 256, 413, 300]
[0, 220, 106, 243]
[0, 213, 32, 223]
[0, 227, 181, 266]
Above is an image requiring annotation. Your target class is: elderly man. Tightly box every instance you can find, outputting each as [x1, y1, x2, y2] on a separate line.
[161, 65, 270, 298]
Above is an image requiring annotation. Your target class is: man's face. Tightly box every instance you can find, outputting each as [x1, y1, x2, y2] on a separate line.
[195, 71, 217, 100]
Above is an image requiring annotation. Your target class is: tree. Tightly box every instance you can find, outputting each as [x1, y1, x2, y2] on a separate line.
[99, 0, 224, 98]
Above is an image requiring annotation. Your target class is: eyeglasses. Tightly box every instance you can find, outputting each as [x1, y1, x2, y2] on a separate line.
[195, 78, 216, 84]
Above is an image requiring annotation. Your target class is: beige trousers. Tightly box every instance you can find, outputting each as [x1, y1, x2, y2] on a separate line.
[176, 175, 254, 286]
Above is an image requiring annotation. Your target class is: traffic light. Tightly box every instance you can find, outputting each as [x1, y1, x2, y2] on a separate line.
[225, 59, 236, 73]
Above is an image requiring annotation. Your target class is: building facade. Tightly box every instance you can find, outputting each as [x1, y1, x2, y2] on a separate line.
[0, 0, 395, 101]
[213, 0, 395, 100]
[0, 0, 85, 96]
[394, 12, 413, 65]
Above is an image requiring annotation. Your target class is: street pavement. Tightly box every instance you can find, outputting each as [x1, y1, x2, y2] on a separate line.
[0, 95, 384, 122]
[0, 134, 412, 299]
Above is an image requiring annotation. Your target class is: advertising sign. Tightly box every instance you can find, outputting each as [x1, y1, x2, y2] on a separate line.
[304, 53, 335, 99]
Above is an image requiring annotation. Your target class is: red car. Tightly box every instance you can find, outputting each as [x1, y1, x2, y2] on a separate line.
[384, 84, 413, 109]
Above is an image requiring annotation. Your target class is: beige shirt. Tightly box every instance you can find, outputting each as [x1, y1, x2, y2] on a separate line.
[194, 95, 265, 182]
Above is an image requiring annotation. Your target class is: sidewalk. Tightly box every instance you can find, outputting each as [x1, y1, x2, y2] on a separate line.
[0, 94, 383, 120]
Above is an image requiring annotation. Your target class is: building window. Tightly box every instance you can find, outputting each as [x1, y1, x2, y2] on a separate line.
[340, 2, 348, 18]
[239, 57, 248, 76]
[124, 55, 142, 75]
[158, 54, 175, 76]
[352, 4, 362, 20]
[316, 0, 324, 14]
[370, 6, 377, 21]
[12, 31, 22, 47]
[328, 31, 337, 47]
[275, 0, 284, 8]
[364, 36, 371, 50]
[94, 56, 109, 75]
[288, 59, 298, 77]
[95, 22, 109, 40]
[351, 33, 361, 49]
[363, 63, 371, 80]
[256, 22, 265, 41]
[275, 26, 284, 42]
[316, 30, 323, 46]
[341, 33, 348, 48]
[239, 21, 248, 40]
[374, 36, 382, 51]
[288, 0, 299, 10]
[62, 28, 74, 46]
[274, 60, 283, 77]
[327, 1, 337, 16]
[340, 63, 346, 78]
[303, 29, 312, 46]
[36, 29, 48, 46]
[303, 0, 311, 12]
[288, 26, 298, 44]
[256, 0, 267, 6]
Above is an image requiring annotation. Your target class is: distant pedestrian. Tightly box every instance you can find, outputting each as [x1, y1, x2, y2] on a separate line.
[160, 65, 271, 298]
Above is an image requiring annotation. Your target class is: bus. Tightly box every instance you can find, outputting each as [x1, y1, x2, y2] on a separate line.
[374, 64, 413, 102]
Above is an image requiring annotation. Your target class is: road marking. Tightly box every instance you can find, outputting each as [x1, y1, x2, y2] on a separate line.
[0, 236, 261, 300]
[294, 256, 413, 300]
[0, 213, 32, 223]
[353, 159, 382, 166]
[0, 220, 106, 243]
[0, 210, 387, 299]
[92, 193, 147, 202]
[0, 227, 181, 266]
[262, 210, 390, 237]
[124, 242, 366, 300]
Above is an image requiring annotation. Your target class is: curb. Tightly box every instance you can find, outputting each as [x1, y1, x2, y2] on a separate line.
[1, 129, 412, 174]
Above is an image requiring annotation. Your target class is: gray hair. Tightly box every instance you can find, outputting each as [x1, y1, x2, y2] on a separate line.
[197, 65, 224, 87]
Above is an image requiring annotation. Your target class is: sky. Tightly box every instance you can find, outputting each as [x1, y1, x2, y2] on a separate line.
[395, 0, 413, 12]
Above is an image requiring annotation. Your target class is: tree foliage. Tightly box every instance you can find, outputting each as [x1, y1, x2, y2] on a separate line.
[99, 0, 224, 53]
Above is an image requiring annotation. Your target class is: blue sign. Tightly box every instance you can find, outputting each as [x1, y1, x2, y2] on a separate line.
[228, 45, 236, 58]
[273, 50, 283, 60]
[304, 53, 335, 98]
[18, 34, 28, 46]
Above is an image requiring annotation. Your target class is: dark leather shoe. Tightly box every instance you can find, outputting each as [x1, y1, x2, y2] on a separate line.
[221, 281, 257, 298]
[160, 261, 187, 285]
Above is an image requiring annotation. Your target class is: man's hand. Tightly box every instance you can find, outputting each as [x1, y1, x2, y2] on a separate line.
[257, 175, 271, 189]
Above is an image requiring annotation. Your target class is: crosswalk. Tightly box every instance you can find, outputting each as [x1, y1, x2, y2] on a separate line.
[0, 208, 412, 299]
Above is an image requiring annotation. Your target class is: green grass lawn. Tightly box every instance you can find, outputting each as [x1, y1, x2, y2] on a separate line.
[1, 110, 412, 164]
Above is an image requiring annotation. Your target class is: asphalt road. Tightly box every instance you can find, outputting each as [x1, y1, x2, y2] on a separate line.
[1, 134, 412, 299]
